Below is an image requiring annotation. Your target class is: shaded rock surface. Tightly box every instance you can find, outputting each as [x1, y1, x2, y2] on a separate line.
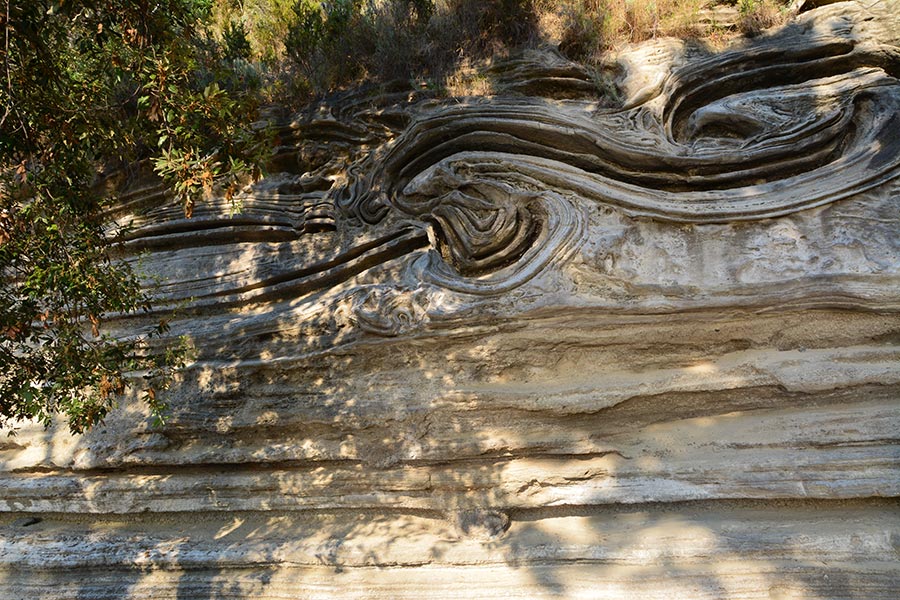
[2, 2, 899, 598]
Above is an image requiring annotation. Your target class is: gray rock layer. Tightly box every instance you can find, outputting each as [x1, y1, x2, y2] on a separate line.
[2, 2, 899, 598]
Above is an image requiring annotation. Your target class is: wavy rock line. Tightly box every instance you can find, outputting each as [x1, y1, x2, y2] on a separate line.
[335, 16, 900, 290]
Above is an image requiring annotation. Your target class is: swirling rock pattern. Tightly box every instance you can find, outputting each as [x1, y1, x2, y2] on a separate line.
[2, 3, 900, 599]
[327, 3, 900, 299]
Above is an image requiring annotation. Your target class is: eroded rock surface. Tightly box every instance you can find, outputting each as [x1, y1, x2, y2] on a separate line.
[2, 3, 899, 598]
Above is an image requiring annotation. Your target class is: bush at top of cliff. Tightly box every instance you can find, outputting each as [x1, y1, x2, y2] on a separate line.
[275, 0, 793, 97]
[279, 0, 542, 94]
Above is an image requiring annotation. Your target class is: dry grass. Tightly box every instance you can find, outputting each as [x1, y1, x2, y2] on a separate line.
[443, 61, 497, 96]
[737, 0, 789, 36]
[228, 0, 793, 100]
[551, 0, 708, 60]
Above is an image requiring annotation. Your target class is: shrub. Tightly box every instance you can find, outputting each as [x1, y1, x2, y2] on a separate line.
[283, 0, 543, 96]
[1, 0, 270, 433]
[286, 0, 373, 91]
[738, 0, 787, 36]
[223, 19, 253, 61]
[555, 0, 704, 61]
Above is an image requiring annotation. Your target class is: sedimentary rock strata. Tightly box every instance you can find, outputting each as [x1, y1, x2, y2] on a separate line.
[1, 2, 899, 598]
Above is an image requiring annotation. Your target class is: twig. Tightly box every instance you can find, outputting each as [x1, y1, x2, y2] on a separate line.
[1, 0, 13, 129]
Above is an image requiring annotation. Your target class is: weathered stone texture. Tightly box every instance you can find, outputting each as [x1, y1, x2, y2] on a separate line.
[1, 2, 899, 598]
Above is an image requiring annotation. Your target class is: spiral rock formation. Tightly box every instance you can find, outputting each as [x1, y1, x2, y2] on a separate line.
[2, 3, 899, 599]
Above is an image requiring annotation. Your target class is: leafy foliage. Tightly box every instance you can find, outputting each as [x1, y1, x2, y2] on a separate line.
[0, 0, 269, 433]
[210, 0, 296, 63]
[222, 19, 253, 61]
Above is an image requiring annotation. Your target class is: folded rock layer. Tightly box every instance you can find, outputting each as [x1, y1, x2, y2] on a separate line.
[2, 2, 899, 598]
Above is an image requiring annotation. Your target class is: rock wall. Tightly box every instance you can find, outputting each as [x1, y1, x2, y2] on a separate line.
[2, 3, 899, 598]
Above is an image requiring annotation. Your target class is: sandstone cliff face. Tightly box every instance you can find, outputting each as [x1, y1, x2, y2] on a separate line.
[2, 3, 899, 598]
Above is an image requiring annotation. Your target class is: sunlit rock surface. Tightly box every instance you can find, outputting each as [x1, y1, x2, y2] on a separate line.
[2, 2, 899, 598]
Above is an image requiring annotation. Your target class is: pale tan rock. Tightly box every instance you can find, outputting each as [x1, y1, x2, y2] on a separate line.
[2, 2, 899, 598]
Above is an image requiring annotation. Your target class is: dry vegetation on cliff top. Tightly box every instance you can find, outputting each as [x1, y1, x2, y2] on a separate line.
[214, 0, 794, 103]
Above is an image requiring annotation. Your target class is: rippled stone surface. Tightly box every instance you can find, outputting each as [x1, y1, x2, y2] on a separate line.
[1, 3, 899, 598]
